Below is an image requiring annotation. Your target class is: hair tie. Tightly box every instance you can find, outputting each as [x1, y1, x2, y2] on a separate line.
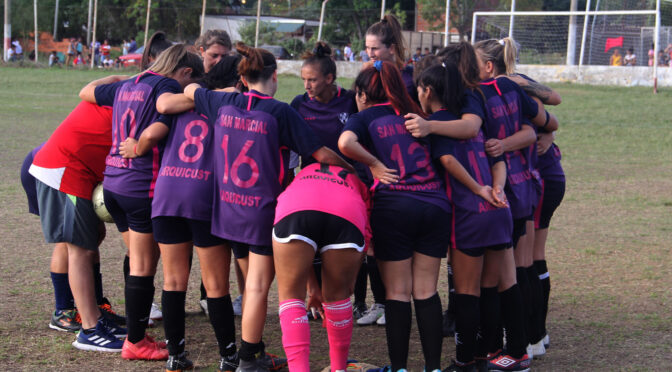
[498, 39, 505, 46]
[441, 62, 447, 69]
[374, 60, 383, 71]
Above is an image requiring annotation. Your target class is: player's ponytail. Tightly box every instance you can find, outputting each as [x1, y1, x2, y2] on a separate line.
[474, 37, 518, 76]
[355, 60, 423, 117]
[437, 42, 480, 89]
[236, 42, 277, 84]
[366, 14, 406, 69]
[141, 31, 173, 70]
[416, 61, 463, 116]
[302, 41, 337, 80]
[501, 37, 517, 75]
[148, 43, 204, 80]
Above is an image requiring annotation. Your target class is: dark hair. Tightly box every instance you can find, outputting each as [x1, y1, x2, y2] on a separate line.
[354, 61, 422, 117]
[417, 62, 463, 116]
[142, 31, 173, 70]
[195, 29, 232, 52]
[301, 41, 337, 80]
[203, 54, 243, 90]
[413, 54, 440, 86]
[236, 42, 277, 84]
[366, 14, 406, 69]
[437, 42, 480, 89]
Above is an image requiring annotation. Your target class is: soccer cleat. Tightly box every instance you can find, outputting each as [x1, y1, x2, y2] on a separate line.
[443, 360, 477, 372]
[150, 302, 163, 320]
[443, 309, 456, 337]
[487, 353, 530, 371]
[49, 309, 81, 333]
[235, 356, 269, 372]
[121, 335, 169, 360]
[71, 319, 124, 352]
[166, 352, 194, 371]
[100, 297, 126, 325]
[199, 299, 209, 316]
[353, 302, 367, 320]
[376, 313, 386, 326]
[146, 334, 167, 349]
[366, 367, 408, 372]
[258, 352, 287, 371]
[356, 303, 384, 326]
[99, 315, 127, 339]
[233, 295, 243, 316]
[542, 334, 549, 349]
[218, 352, 240, 372]
[527, 340, 545, 359]
[474, 359, 488, 372]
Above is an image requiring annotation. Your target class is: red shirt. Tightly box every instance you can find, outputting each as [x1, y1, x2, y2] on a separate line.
[101, 43, 111, 57]
[30, 101, 113, 199]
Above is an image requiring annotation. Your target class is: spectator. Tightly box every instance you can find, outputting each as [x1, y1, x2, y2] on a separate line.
[624, 48, 636, 66]
[7, 44, 16, 61]
[648, 43, 655, 66]
[609, 48, 623, 66]
[11, 37, 23, 59]
[423, 47, 430, 57]
[359, 49, 370, 62]
[73, 51, 84, 66]
[49, 51, 62, 67]
[100, 39, 112, 67]
[344, 41, 354, 61]
[657, 50, 668, 66]
[122, 39, 129, 56]
[65, 38, 76, 66]
[91, 40, 101, 66]
[76, 37, 85, 63]
[128, 37, 137, 53]
[412, 47, 422, 63]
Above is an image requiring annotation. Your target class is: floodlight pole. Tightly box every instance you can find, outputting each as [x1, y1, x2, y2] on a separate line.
[53, 0, 59, 41]
[86, 0, 92, 45]
[254, 0, 261, 47]
[3, 0, 9, 62]
[653, 0, 660, 93]
[144, 0, 151, 49]
[200, 0, 206, 35]
[444, 0, 450, 46]
[381, 0, 385, 19]
[90, 0, 97, 69]
[508, 0, 515, 38]
[317, 0, 328, 42]
[33, 0, 37, 63]
[577, 0, 591, 81]
[566, 0, 577, 65]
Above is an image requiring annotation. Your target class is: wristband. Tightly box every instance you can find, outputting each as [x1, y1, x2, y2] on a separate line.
[542, 110, 550, 128]
[133, 144, 138, 156]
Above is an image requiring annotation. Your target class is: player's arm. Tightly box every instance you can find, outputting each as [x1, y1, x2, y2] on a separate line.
[311, 146, 355, 174]
[528, 97, 558, 132]
[484, 125, 536, 158]
[79, 74, 128, 103]
[537, 131, 556, 156]
[508, 74, 562, 105]
[404, 113, 481, 139]
[490, 160, 508, 206]
[118, 121, 170, 158]
[440, 154, 506, 208]
[338, 131, 398, 184]
[156, 92, 194, 114]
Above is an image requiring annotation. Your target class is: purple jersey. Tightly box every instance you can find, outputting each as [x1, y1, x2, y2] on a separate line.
[343, 104, 450, 211]
[537, 129, 565, 182]
[21, 143, 46, 215]
[430, 110, 512, 249]
[152, 111, 215, 220]
[194, 89, 323, 246]
[479, 77, 539, 219]
[95, 72, 179, 198]
[401, 65, 417, 102]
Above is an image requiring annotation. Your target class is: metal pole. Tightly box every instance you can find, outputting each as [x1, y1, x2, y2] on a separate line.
[508, 0, 515, 38]
[317, 0, 328, 42]
[33, 0, 38, 64]
[86, 0, 92, 45]
[578, 0, 591, 81]
[143, 0, 151, 49]
[4, 0, 10, 62]
[444, 0, 450, 46]
[381, 0, 385, 19]
[53, 0, 58, 40]
[254, 0, 261, 47]
[587, 0, 600, 65]
[471, 12, 477, 43]
[566, 0, 577, 65]
[653, 0, 660, 93]
[90, 0, 97, 69]
[200, 0, 206, 35]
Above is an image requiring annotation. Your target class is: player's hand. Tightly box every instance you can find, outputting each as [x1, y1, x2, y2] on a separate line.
[485, 139, 504, 157]
[369, 160, 399, 184]
[537, 132, 554, 155]
[404, 113, 431, 138]
[119, 138, 139, 159]
[492, 185, 508, 207]
[306, 290, 324, 320]
[477, 185, 507, 208]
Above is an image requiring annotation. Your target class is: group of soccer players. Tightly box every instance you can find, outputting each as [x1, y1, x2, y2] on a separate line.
[22, 13, 566, 372]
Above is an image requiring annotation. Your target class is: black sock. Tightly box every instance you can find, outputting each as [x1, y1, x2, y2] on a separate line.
[123, 255, 130, 284]
[162, 290, 186, 356]
[526, 265, 544, 343]
[239, 340, 263, 362]
[125, 275, 154, 343]
[367, 257, 386, 304]
[477, 287, 500, 358]
[534, 260, 550, 336]
[515, 267, 533, 344]
[354, 261, 367, 304]
[200, 281, 207, 300]
[447, 263, 456, 315]
[500, 284, 527, 359]
[454, 294, 479, 364]
[93, 263, 104, 305]
[51, 272, 75, 310]
[414, 293, 443, 370]
[385, 300, 411, 370]
[208, 295, 237, 357]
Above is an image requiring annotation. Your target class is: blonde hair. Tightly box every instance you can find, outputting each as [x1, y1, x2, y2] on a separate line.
[474, 37, 517, 75]
[146, 44, 204, 79]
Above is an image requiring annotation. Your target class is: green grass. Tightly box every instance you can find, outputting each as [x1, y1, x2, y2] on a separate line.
[1, 66, 671, 370]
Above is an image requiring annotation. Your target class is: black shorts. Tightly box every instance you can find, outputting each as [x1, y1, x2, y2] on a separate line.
[370, 195, 451, 261]
[152, 216, 225, 247]
[103, 190, 145, 233]
[230, 240, 273, 259]
[272, 210, 365, 253]
[456, 242, 510, 258]
[512, 217, 528, 249]
[534, 179, 565, 230]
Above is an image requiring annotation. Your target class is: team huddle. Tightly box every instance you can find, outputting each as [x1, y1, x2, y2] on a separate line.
[21, 13, 565, 372]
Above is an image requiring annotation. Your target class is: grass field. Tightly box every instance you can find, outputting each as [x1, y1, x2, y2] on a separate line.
[0, 66, 671, 371]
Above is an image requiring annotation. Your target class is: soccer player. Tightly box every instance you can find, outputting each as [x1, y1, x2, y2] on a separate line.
[181, 42, 351, 371]
[338, 60, 449, 372]
[79, 44, 204, 361]
[272, 162, 368, 372]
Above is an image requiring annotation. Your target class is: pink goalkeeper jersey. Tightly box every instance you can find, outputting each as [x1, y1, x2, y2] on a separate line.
[274, 163, 369, 238]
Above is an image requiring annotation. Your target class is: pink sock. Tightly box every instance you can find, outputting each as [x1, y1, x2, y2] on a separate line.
[279, 299, 310, 372]
[323, 298, 354, 371]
